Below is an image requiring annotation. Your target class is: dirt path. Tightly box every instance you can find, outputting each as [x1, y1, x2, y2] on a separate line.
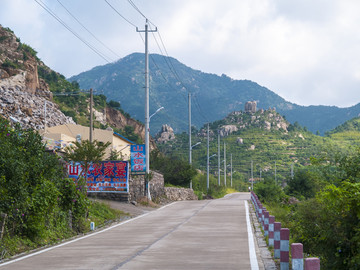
[93, 199, 160, 217]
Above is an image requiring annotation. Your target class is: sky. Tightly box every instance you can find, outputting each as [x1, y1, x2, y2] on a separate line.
[1, 0, 360, 108]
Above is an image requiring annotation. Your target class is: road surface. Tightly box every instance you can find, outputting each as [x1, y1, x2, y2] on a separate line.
[0, 192, 259, 270]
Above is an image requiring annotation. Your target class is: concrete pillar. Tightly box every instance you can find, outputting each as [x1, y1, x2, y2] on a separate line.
[304, 258, 320, 270]
[256, 199, 260, 219]
[280, 228, 290, 270]
[291, 243, 303, 270]
[268, 215, 275, 246]
[258, 204, 263, 223]
[261, 207, 266, 230]
[274, 222, 281, 259]
[264, 210, 269, 236]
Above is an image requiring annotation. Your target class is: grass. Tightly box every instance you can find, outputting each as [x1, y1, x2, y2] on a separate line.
[86, 200, 129, 230]
[0, 200, 129, 261]
[226, 187, 239, 194]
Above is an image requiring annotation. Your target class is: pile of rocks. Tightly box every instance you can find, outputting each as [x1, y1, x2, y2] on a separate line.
[0, 82, 75, 130]
[164, 187, 198, 201]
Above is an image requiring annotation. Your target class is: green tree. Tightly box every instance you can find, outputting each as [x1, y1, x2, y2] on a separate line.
[254, 178, 286, 203]
[0, 118, 70, 239]
[64, 140, 111, 186]
[108, 149, 123, 161]
[293, 182, 360, 269]
[150, 150, 197, 187]
[285, 167, 324, 199]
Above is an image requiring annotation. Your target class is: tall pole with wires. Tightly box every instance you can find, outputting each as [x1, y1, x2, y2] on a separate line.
[137, 19, 157, 200]
[251, 160, 254, 190]
[206, 123, 209, 191]
[218, 133, 220, 185]
[189, 93, 192, 164]
[188, 92, 192, 189]
[89, 88, 93, 143]
[224, 142, 226, 186]
[230, 153, 233, 187]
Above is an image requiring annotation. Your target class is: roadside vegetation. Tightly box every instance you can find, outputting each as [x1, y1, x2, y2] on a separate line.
[0, 118, 127, 261]
[150, 149, 248, 199]
[254, 149, 360, 269]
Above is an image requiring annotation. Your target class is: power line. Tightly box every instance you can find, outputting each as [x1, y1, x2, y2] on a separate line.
[33, 0, 112, 63]
[126, 0, 146, 20]
[104, 0, 138, 28]
[193, 93, 209, 122]
[147, 26, 209, 123]
[137, 32, 188, 104]
[57, 0, 120, 59]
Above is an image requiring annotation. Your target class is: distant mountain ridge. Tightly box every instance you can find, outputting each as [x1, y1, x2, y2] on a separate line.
[69, 53, 360, 135]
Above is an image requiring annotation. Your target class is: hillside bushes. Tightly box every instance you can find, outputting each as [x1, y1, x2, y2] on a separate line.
[0, 118, 123, 258]
[255, 149, 360, 269]
[150, 150, 197, 187]
[0, 118, 86, 242]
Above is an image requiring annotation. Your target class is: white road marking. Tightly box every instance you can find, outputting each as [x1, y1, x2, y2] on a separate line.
[0, 202, 176, 267]
[245, 200, 260, 270]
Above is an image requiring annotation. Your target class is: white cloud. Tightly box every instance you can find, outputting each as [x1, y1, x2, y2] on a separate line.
[0, 0, 359, 107]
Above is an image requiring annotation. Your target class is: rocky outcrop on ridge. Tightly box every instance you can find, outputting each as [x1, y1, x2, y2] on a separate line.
[155, 124, 175, 144]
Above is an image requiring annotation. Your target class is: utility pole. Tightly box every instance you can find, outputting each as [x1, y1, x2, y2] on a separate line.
[230, 153, 233, 187]
[275, 161, 277, 184]
[224, 142, 226, 186]
[218, 133, 220, 185]
[188, 93, 192, 164]
[251, 160, 254, 190]
[206, 123, 209, 191]
[137, 20, 157, 200]
[89, 88, 93, 143]
[291, 163, 294, 180]
[188, 92, 192, 189]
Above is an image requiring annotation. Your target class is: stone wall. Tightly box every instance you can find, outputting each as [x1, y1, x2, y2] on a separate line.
[164, 187, 198, 201]
[88, 172, 200, 203]
[87, 171, 165, 203]
[87, 192, 129, 202]
[129, 170, 165, 202]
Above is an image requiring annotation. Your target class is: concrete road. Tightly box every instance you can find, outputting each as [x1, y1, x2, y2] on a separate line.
[0, 192, 259, 270]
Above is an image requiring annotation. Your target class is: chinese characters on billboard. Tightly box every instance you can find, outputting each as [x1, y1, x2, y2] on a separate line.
[130, 144, 146, 174]
[67, 161, 129, 193]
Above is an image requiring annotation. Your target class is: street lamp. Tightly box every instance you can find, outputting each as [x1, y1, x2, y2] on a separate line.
[189, 141, 201, 189]
[150, 106, 164, 120]
[207, 154, 217, 191]
[144, 106, 164, 200]
[191, 141, 201, 149]
[119, 144, 130, 151]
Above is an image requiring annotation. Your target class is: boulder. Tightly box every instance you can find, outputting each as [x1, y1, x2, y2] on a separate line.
[156, 124, 175, 143]
[245, 101, 257, 113]
[219, 125, 238, 137]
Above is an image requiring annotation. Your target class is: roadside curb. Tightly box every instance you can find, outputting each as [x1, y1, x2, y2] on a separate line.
[248, 200, 278, 270]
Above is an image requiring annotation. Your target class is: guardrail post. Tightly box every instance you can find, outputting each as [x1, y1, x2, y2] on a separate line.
[304, 258, 320, 270]
[264, 210, 269, 236]
[261, 207, 266, 230]
[274, 222, 281, 259]
[280, 228, 290, 270]
[291, 243, 303, 270]
[268, 215, 275, 246]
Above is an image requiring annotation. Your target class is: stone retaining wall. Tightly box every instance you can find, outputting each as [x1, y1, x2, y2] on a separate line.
[129, 171, 165, 202]
[88, 171, 165, 202]
[88, 172, 199, 203]
[164, 187, 198, 201]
